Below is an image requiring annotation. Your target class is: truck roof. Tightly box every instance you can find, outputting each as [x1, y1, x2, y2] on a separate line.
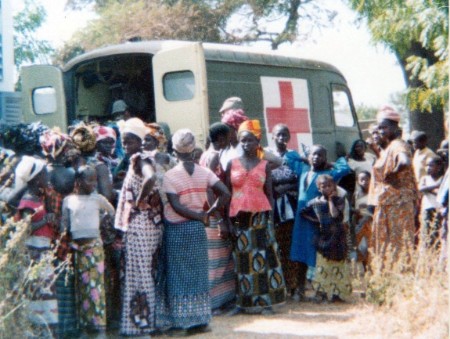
[63, 40, 344, 77]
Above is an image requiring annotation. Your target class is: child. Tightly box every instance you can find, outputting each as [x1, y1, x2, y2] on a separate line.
[419, 156, 444, 249]
[285, 144, 350, 300]
[61, 165, 115, 333]
[301, 174, 352, 303]
[352, 171, 372, 272]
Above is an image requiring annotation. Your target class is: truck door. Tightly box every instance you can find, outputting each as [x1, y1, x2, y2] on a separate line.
[152, 42, 209, 146]
[21, 65, 67, 131]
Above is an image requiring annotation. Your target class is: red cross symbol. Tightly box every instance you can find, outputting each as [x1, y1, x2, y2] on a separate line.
[266, 81, 310, 150]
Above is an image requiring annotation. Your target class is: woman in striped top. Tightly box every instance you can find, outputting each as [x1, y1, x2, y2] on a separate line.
[156, 129, 230, 336]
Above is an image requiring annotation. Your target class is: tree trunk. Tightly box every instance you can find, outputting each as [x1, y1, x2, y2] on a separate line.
[395, 46, 444, 150]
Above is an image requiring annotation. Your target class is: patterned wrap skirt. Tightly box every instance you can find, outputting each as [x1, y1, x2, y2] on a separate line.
[233, 211, 286, 311]
[73, 239, 106, 331]
[206, 218, 236, 310]
[121, 214, 162, 336]
[156, 219, 211, 330]
[312, 253, 352, 301]
[371, 201, 415, 260]
[274, 220, 299, 291]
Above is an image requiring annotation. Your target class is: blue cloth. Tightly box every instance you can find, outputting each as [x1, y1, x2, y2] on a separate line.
[285, 154, 350, 266]
[156, 220, 211, 329]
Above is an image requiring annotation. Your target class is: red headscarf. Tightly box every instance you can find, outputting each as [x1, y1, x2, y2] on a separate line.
[221, 108, 248, 130]
[93, 125, 116, 142]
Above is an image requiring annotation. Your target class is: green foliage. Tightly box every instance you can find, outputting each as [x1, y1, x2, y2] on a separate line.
[355, 103, 377, 121]
[348, 0, 449, 113]
[57, 0, 336, 63]
[13, 0, 55, 69]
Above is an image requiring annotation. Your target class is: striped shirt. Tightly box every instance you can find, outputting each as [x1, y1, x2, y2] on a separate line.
[163, 163, 219, 223]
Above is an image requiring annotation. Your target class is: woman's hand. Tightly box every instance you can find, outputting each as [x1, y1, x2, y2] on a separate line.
[200, 211, 210, 226]
[218, 219, 230, 240]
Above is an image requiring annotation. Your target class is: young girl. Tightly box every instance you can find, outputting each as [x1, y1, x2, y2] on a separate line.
[61, 165, 115, 333]
[352, 171, 372, 272]
[419, 156, 444, 249]
[301, 174, 352, 303]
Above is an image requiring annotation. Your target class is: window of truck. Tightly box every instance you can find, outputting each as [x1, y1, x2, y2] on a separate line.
[332, 85, 354, 127]
[33, 87, 57, 115]
[163, 71, 195, 101]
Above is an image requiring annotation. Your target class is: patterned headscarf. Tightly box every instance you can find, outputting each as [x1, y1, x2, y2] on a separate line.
[70, 125, 97, 153]
[1, 122, 48, 155]
[145, 123, 167, 150]
[221, 108, 248, 130]
[172, 129, 196, 154]
[93, 125, 117, 142]
[238, 119, 262, 140]
[40, 129, 72, 160]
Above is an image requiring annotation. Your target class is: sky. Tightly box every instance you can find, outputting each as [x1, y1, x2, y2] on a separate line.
[12, 0, 406, 108]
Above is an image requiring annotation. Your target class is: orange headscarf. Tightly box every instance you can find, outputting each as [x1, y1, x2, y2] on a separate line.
[238, 120, 262, 140]
[238, 119, 265, 159]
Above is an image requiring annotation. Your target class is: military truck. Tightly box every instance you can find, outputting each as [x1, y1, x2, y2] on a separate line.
[21, 40, 361, 158]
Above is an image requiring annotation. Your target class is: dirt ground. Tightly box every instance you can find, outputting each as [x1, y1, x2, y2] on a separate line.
[193, 296, 371, 339]
[141, 289, 377, 339]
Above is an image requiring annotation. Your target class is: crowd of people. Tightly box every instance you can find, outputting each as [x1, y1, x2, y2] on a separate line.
[0, 98, 448, 338]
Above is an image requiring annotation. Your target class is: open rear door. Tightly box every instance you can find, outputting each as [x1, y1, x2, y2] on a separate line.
[21, 65, 67, 131]
[153, 42, 209, 146]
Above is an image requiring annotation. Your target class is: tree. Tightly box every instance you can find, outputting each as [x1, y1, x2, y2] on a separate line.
[348, 0, 448, 148]
[355, 103, 377, 121]
[56, 0, 336, 64]
[13, 0, 55, 90]
[217, 0, 337, 50]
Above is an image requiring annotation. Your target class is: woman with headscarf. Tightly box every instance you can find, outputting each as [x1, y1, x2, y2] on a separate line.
[114, 117, 163, 336]
[14, 156, 59, 336]
[156, 129, 230, 336]
[219, 97, 248, 170]
[39, 129, 79, 337]
[70, 124, 114, 203]
[225, 120, 286, 314]
[370, 106, 417, 260]
[93, 125, 120, 175]
[0, 123, 48, 206]
[143, 123, 175, 214]
[112, 118, 147, 189]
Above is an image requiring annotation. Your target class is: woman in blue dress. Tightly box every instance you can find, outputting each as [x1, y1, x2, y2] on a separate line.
[285, 145, 350, 300]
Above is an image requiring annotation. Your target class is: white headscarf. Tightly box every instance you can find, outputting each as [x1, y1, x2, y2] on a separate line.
[15, 156, 46, 184]
[172, 129, 196, 154]
[117, 117, 147, 140]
